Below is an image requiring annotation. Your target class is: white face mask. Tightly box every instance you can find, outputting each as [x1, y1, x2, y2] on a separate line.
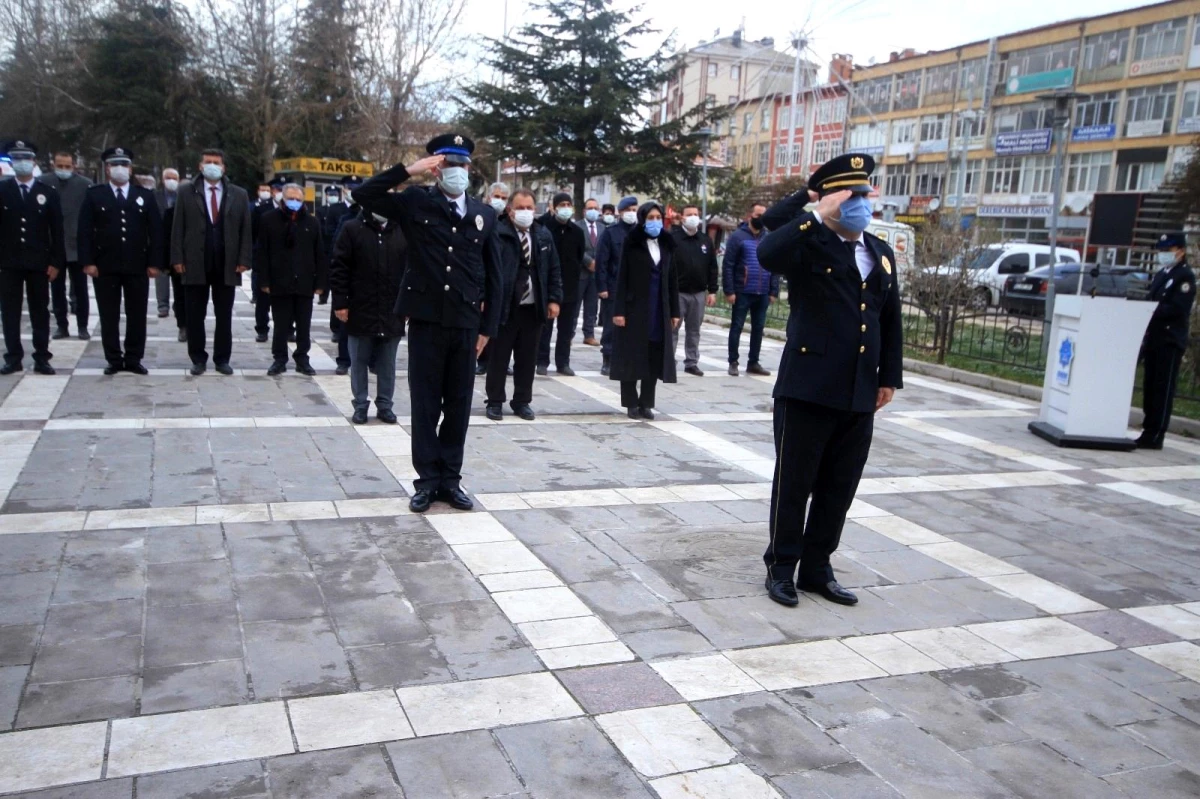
[258, 190, 272, 201]
[513, 209, 535, 229]
[602, 213, 615, 225]
[201, 163, 224, 181]
[490, 197, 507, 214]
[108, 165, 131, 185]
[54, 169, 74, 181]
[1155, 251, 1178, 268]
[272, 191, 282, 202]
[682, 215, 701, 232]
[621, 211, 637, 226]
[555, 206, 574, 221]
[11, 159, 34, 178]
[163, 178, 179, 192]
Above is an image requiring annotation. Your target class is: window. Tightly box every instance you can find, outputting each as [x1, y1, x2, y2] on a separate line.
[757, 142, 770, 176]
[1133, 17, 1188, 62]
[891, 118, 916, 143]
[884, 165, 911, 196]
[728, 95, 738, 105]
[813, 139, 829, 163]
[704, 94, 716, 108]
[985, 156, 1022, 194]
[775, 146, 787, 168]
[953, 110, 985, 142]
[848, 123, 886, 151]
[913, 162, 945, 196]
[919, 114, 949, 142]
[743, 113, 752, 134]
[923, 63, 957, 106]
[832, 97, 846, 122]
[1115, 160, 1166, 191]
[1074, 90, 1120, 128]
[999, 40, 1080, 95]
[948, 158, 984, 198]
[790, 144, 801, 166]
[1179, 81, 1200, 133]
[1079, 29, 1129, 84]
[592, 176, 607, 194]
[730, 65, 741, 81]
[860, 76, 893, 115]
[779, 107, 790, 130]
[708, 62, 718, 78]
[817, 100, 833, 124]
[1125, 83, 1177, 136]
[1066, 151, 1112, 192]
[957, 58, 987, 101]
[761, 108, 771, 131]
[1021, 155, 1056, 194]
[793, 103, 805, 128]
[894, 71, 921, 110]
[829, 139, 843, 159]
[993, 101, 1054, 134]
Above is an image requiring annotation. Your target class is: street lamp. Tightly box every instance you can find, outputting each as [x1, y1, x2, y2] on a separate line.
[1036, 89, 1089, 358]
[692, 127, 714, 224]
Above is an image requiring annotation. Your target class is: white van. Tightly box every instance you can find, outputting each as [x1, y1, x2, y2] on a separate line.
[867, 219, 916, 275]
[936, 241, 1082, 309]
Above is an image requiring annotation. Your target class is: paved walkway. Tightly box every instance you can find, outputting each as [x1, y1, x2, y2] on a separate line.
[1, 288, 1199, 797]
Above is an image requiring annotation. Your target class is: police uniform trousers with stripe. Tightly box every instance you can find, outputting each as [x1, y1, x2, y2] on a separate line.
[408, 321, 475, 493]
[1141, 346, 1184, 444]
[0, 272, 52, 367]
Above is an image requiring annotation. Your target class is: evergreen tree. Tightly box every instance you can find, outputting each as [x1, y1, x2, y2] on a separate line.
[461, 0, 720, 207]
[286, 0, 361, 158]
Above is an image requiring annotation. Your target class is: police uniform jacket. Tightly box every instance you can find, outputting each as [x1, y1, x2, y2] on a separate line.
[77, 183, 164, 276]
[330, 213, 408, 339]
[0, 179, 66, 273]
[37, 172, 91, 262]
[495, 218, 563, 327]
[1146, 260, 1196, 352]
[251, 198, 275, 242]
[594, 220, 634, 296]
[757, 207, 903, 414]
[170, 176, 253, 287]
[352, 164, 502, 338]
[255, 206, 328, 296]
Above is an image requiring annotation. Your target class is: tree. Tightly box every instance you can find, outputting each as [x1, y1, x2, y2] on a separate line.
[286, 0, 361, 159]
[461, 0, 720, 209]
[1172, 135, 1200, 220]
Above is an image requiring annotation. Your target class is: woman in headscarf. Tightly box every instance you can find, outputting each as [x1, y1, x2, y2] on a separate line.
[610, 201, 680, 419]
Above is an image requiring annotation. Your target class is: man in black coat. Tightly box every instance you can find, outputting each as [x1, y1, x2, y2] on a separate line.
[488, 189, 563, 422]
[39, 150, 92, 340]
[537, 192, 585, 377]
[330, 209, 408, 424]
[756, 153, 903, 609]
[595, 196, 639, 375]
[250, 176, 282, 344]
[352, 132, 502, 513]
[1138, 232, 1196, 449]
[0, 140, 65, 375]
[670, 204, 719, 376]
[256, 183, 328, 376]
[77, 147, 164, 375]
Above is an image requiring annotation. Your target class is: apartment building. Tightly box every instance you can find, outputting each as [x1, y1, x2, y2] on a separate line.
[843, 0, 1200, 246]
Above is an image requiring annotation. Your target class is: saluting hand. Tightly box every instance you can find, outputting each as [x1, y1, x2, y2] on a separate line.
[875, 387, 895, 412]
[814, 189, 853, 220]
[406, 155, 445, 178]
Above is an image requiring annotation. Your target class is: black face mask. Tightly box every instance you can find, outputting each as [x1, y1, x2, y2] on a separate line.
[749, 216, 763, 230]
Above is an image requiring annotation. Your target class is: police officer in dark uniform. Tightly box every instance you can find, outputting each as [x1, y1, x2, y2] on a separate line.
[0, 140, 65, 375]
[78, 147, 164, 375]
[756, 153, 903, 608]
[353, 133, 502, 513]
[1138, 233, 1195, 449]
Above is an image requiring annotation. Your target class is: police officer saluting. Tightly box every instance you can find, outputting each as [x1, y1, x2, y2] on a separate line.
[78, 147, 164, 375]
[756, 153, 903, 608]
[0, 140, 65, 375]
[353, 133, 502, 513]
[1137, 233, 1195, 449]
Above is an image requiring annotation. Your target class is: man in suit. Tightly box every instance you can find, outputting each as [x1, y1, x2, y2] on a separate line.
[595, 196, 638, 375]
[1138, 232, 1196, 449]
[537, 191, 584, 376]
[577, 197, 604, 346]
[170, 148, 253, 375]
[78, 147, 164, 375]
[353, 132, 502, 514]
[39, 151, 91, 340]
[250, 176, 281, 344]
[153, 167, 186, 341]
[756, 153, 903, 609]
[0, 140, 64, 375]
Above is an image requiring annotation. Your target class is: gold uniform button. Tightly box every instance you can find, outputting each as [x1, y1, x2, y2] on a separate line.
[444, 285, 450, 291]
[859, 345, 866, 353]
[446, 266, 451, 272]
[861, 282, 867, 290]
[860, 303, 866, 310]
[861, 324, 867, 332]
[825, 267, 832, 274]
[451, 227, 457, 233]
[448, 246, 454, 252]
[800, 347, 807, 353]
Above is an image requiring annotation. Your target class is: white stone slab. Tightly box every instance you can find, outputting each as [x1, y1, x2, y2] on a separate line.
[912, 541, 1021, 578]
[1131, 641, 1200, 682]
[518, 616, 617, 649]
[595, 704, 736, 778]
[965, 618, 1115, 660]
[650, 655, 764, 701]
[85, 506, 197, 530]
[397, 672, 582, 736]
[855, 515, 949, 546]
[452, 541, 545, 575]
[651, 764, 783, 799]
[269, 501, 338, 521]
[615, 486, 688, 505]
[195, 504, 271, 524]
[426, 512, 515, 545]
[895, 626, 1019, 669]
[334, 498, 413, 518]
[665, 484, 741, 503]
[475, 493, 531, 511]
[1123, 605, 1200, 640]
[723, 483, 774, 500]
[0, 722, 107, 794]
[0, 510, 87, 535]
[479, 570, 563, 592]
[842, 633, 946, 675]
[289, 690, 414, 751]
[845, 500, 891, 519]
[492, 587, 593, 623]
[522, 488, 629, 509]
[1101, 482, 1192, 507]
[537, 641, 637, 669]
[980, 573, 1106, 615]
[107, 702, 295, 777]
[1178, 601, 1200, 617]
[726, 640, 888, 691]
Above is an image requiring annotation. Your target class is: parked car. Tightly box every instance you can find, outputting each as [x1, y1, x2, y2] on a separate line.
[1002, 263, 1149, 317]
[925, 242, 1082, 310]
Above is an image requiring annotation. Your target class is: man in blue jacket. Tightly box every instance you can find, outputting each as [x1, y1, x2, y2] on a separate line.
[722, 203, 779, 377]
[594, 195, 638, 376]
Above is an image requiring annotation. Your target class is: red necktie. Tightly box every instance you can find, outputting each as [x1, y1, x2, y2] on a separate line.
[210, 186, 220, 222]
[589, 223, 596, 246]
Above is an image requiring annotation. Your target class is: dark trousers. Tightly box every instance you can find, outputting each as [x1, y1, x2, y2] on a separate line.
[487, 303, 541, 406]
[600, 297, 615, 357]
[729, 292, 770, 366]
[0, 270, 51, 366]
[765, 397, 874, 584]
[619, 340, 664, 409]
[1141, 345, 1184, 443]
[169, 270, 186, 329]
[51, 262, 89, 332]
[251, 269, 270, 335]
[408, 321, 476, 493]
[331, 310, 350, 367]
[581, 271, 599, 338]
[270, 293, 314, 365]
[93, 272, 149, 366]
[185, 282, 236, 366]
[538, 298, 580, 369]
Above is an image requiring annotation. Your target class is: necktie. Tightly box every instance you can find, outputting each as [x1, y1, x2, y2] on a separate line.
[519, 232, 533, 303]
[589, 223, 597, 246]
[449, 199, 460, 220]
[19, 184, 29, 202]
[521, 231, 531, 265]
[210, 186, 220, 222]
[118, 187, 126, 203]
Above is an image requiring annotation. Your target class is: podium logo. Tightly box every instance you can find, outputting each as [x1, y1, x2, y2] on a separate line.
[1055, 336, 1075, 387]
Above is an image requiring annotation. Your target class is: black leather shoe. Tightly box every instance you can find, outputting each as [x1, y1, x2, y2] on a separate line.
[255, 333, 268, 343]
[296, 362, 317, 376]
[600, 358, 610, 376]
[506, 366, 513, 376]
[351, 408, 369, 424]
[78, 330, 91, 341]
[377, 408, 397, 424]
[475, 362, 487, 376]
[639, 407, 655, 420]
[1135, 435, 1164, 450]
[176, 329, 186, 343]
[0, 363, 22, 376]
[104, 363, 123, 376]
[685, 365, 704, 377]
[486, 403, 503, 421]
[267, 361, 286, 376]
[536, 365, 548, 376]
[440, 487, 474, 511]
[409, 489, 434, 513]
[126, 362, 148, 375]
[747, 363, 771, 376]
[157, 309, 169, 318]
[800, 579, 859, 606]
[190, 363, 206, 376]
[513, 403, 535, 421]
[53, 327, 70, 340]
[335, 366, 349, 376]
[627, 407, 640, 419]
[557, 365, 575, 377]
[215, 363, 234, 376]
[766, 575, 799, 607]
[33, 362, 55, 376]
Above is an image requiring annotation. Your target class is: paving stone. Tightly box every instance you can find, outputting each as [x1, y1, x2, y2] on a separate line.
[236, 572, 326, 622]
[1, 572, 57, 624]
[147, 560, 233, 606]
[496, 718, 653, 798]
[1119, 715, 1200, 774]
[28, 634, 141, 683]
[1064, 649, 1182, 688]
[1102, 764, 1200, 798]
[0, 665, 26, 728]
[780, 682, 898, 730]
[0, 624, 39, 666]
[673, 597, 787, 649]
[227, 535, 309, 575]
[1006, 657, 1170, 726]
[695, 692, 852, 776]
[136, 760, 269, 799]
[557, 662, 683, 714]
[531, 541, 621, 583]
[267, 746, 401, 799]
[8, 778, 134, 799]
[326, 593, 426, 646]
[774, 761, 902, 799]
[595, 703, 735, 778]
[571, 576, 683, 633]
[390, 559, 488, 605]
[443, 646, 543, 681]
[16, 675, 137, 728]
[386, 730, 524, 798]
[933, 665, 1039, 701]
[144, 601, 242, 667]
[141, 660, 251, 714]
[347, 640, 452, 689]
[1066, 609, 1183, 648]
[962, 741, 1127, 799]
[862, 674, 1027, 751]
[144, 525, 226, 564]
[419, 599, 524, 655]
[1130, 679, 1200, 725]
[242, 617, 353, 699]
[622, 626, 714, 660]
[40, 599, 142, 646]
[0, 534, 64, 575]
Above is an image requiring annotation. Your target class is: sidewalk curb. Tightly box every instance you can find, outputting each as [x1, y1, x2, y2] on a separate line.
[704, 313, 1198, 439]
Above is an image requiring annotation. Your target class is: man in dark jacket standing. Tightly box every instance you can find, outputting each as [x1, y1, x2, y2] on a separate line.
[250, 177, 281, 344]
[1, 140, 65, 375]
[537, 191, 585, 377]
[577, 198, 605, 346]
[670, 204, 718, 376]
[723, 203, 779, 377]
[256, 183, 327, 376]
[1137, 232, 1196, 449]
[331, 209, 408, 424]
[756, 154, 902, 609]
[595, 195, 638, 375]
[487, 189, 563, 421]
[40, 151, 92, 341]
[171, 149, 253, 376]
[77, 147, 163, 375]
[352, 132, 502, 514]
[155, 167, 186, 342]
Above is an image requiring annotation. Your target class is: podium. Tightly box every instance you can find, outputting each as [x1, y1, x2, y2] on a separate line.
[1028, 295, 1156, 450]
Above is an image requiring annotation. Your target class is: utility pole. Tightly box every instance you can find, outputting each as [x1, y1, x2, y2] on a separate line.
[786, 34, 806, 180]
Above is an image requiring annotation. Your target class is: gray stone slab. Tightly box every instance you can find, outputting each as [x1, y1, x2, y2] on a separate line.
[570, 576, 682, 633]
[8, 778, 134, 799]
[144, 525, 226, 564]
[775, 762, 902, 799]
[326, 593, 427, 646]
[1006, 657, 1171, 727]
[236, 572, 326, 622]
[377, 533, 457, 567]
[144, 601, 242, 668]
[926, 577, 1044, 621]
[496, 718, 653, 798]
[1132, 679, 1200, 726]
[934, 665, 1039, 701]
[0, 533, 64, 574]
[141, 660, 251, 715]
[242, 617, 353, 699]
[781, 683, 898, 731]
[2, 572, 59, 623]
[863, 674, 1028, 752]
[557, 663, 682, 715]
[136, 760, 269, 799]
[311, 552, 404, 600]
[0, 624, 39, 666]
[391, 559, 489, 606]
[227, 535, 309, 575]
[443, 646, 543, 681]
[621, 627, 715, 661]
[695, 692, 852, 776]
[347, 640, 452, 690]
[963, 741, 1128, 799]
[672, 596, 787, 649]
[267, 746, 401, 799]
[866, 582, 990, 628]
[387, 730, 524, 798]
[1103, 764, 1200, 798]
[1120, 716, 1200, 774]
[0, 664, 26, 728]
[1064, 610, 1182, 648]
[40, 599, 142, 646]
[16, 675, 137, 728]
[530, 541, 621, 584]
[28, 634, 141, 683]
[146, 560, 233, 606]
[1065, 650, 1183, 689]
[419, 600, 523, 655]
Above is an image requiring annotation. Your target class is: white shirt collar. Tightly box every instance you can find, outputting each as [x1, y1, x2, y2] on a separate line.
[110, 182, 128, 195]
[16, 177, 35, 188]
[441, 190, 467, 216]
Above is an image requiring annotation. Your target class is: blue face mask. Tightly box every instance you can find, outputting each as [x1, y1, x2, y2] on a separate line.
[585, 209, 600, 222]
[284, 199, 303, 212]
[644, 219, 663, 238]
[837, 195, 873, 234]
[438, 166, 470, 197]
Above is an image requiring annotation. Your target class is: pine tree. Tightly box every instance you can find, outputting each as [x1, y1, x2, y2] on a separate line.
[287, 0, 361, 159]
